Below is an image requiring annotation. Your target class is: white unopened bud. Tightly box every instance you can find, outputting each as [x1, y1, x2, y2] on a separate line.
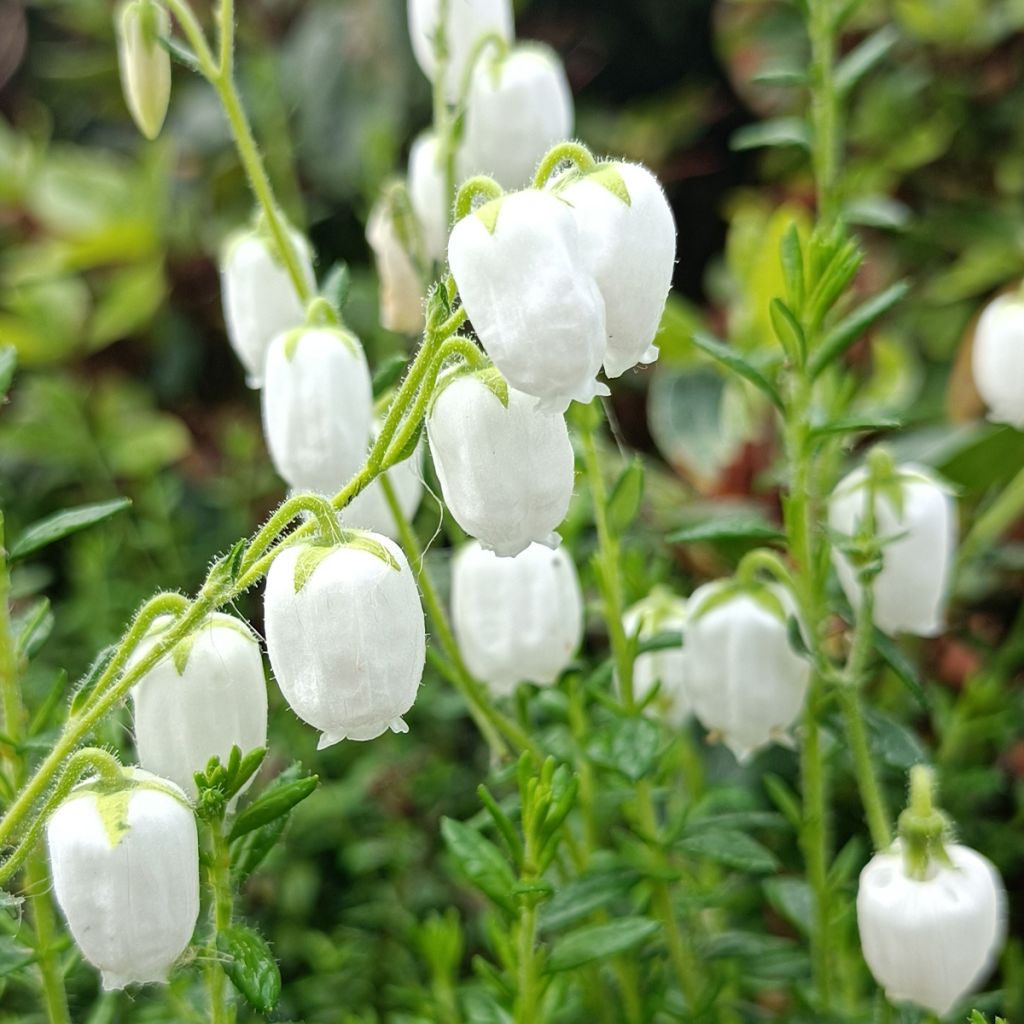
[448, 189, 608, 412]
[408, 132, 450, 266]
[427, 371, 574, 556]
[367, 188, 425, 334]
[129, 614, 268, 801]
[622, 591, 689, 727]
[971, 292, 1024, 429]
[407, 0, 514, 101]
[561, 162, 676, 377]
[857, 841, 1005, 1015]
[264, 534, 426, 747]
[461, 45, 573, 189]
[829, 462, 956, 637]
[681, 581, 810, 761]
[115, 0, 171, 141]
[262, 326, 373, 496]
[341, 433, 425, 542]
[451, 540, 583, 697]
[46, 769, 199, 991]
[220, 226, 316, 387]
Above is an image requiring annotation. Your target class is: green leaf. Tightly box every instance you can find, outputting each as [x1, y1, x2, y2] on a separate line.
[809, 415, 902, 439]
[809, 281, 910, 379]
[873, 629, 929, 710]
[539, 868, 639, 933]
[229, 774, 318, 841]
[15, 598, 53, 659]
[668, 517, 784, 545]
[606, 461, 645, 535]
[730, 117, 810, 152]
[863, 707, 927, 770]
[835, 25, 899, 95]
[441, 818, 517, 916]
[321, 261, 351, 316]
[769, 298, 806, 363]
[372, 353, 409, 397]
[762, 773, 802, 830]
[763, 877, 812, 936]
[690, 332, 784, 412]
[231, 816, 287, 883]
[780, 225, 805, 312]
[0, 345, 15, 401]
[678, 830, 779, 874]
[588, 716, 660, 782]
[216, 925, 281, 1014]
[547, 917, 659, 972]
[10, 498, 132, 559]
[0, 934, 36, 978]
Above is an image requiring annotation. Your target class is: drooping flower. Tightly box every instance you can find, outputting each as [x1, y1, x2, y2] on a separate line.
[448, 189, 608, 412]
[426, 370, 575, 556]
[220, 225, 315, 387]
[560, 162, 676, 377]
[451, 540, 583, 697]
[408, 132, 450, 266]
[261, 326, 373, 496]
[130, 613, 268, 802]
[46, 769, 200, 991]
[829, 460, 956, 637]
[366, 186, 426, 334]
[407, 0, 514, 102]
[621, 590, 689, 726]
[681, 580, 810, 761]
[115, 0, 171, 140]
[461, 44, 573, 189]
[264, 534, 426, 747]
[971, 291, 1024, 429]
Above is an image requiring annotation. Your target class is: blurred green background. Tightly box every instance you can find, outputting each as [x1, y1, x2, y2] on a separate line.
[2, 0, 1024, 1020]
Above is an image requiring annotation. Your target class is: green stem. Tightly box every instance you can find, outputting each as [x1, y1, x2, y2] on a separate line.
[532, 141, 598, 189]
[163, 0, 218, 76]
[205, 817, 235, 1024]
[514, 901, 540, 1024]
[808, 0, 839, 224]
[957, 462, 1024, 571]
[24, 849, 72, 1024]
[0, 515, 24, 784]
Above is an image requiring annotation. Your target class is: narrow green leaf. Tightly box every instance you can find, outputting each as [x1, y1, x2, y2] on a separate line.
[678, 830, 779, 873]
[321, 262, 351, 316]
[780, 225, 805, 312]
[769, 298, 807, 364]
[872, 627, 929, 710]
[809, 281, 910, 379]
[547, 917, 659, 972]
[690, 332, 784, 411]
[763, 877, 812, 936]
[809, 415, 902, 439]
[835, 26, 899, 95]
[751, 66, 807, 87]
[607, 460, 645, 535]
[372, 353, 409, 397]
[10, 498, 132, 559]
[441, 818, 517, 916]
[588, 717, 660, 783]
[668, 517, 784, 545]
[0, 345, 16, 401]
[231, 816, 287, 883]
[730, 117, 810, 152]
[228, 774, 318, 841]
[15, 598, 53, 659]
[216, 925, 281, 1014]
[539, 868, 639, 933]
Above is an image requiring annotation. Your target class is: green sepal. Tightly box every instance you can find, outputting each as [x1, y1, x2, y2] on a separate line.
[475, 197, 504, 236]
[476, 366, 509, 408]
[283, 324, 361, 362]
[587, 164, 631, 206]
[293, 533, 400, 593]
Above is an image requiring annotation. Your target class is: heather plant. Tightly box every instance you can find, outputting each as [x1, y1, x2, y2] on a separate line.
[0, 1, 1022, 1023]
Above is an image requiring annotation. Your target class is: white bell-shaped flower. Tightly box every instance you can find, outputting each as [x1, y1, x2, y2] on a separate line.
[341, 435, 425, 542]
[427, 371, 575, 556]
[262, 325, 373, 496]
[451, 540, 583, 697]
[622, 590, 689, 726]
[115, 0, 171, 141]
[462, 44, 573, 189]
[829, 461, 956, 637]
[681, 580, 810, 761]
[408, 132, 450, 266]
[407, 0, 514, 101]
[264, 534, 426, 747]
[220, 225, 315, 387]
[366, 190, 425, 334]
[561, 162, 676, 377]
[448, 189, 608, 411]
[129, 613, 268, 801]
[971, 292, 1024, 429]
[46, 769, 200, 991]
[858, 841, 1005, 1015]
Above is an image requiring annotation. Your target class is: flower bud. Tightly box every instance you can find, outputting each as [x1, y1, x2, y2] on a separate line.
[367, 186, 425, 334]
[829, 461, 956, 637]
[561, 162, 676, 377]
[622, 591, 689, 726]
[407, 0, 514, 101]
[262, 326, 373, 496]
[264, 534, 426, 747]
[408, 132, 450, 266]
[129, 614, 268, 801]
[341, 433, 425, 542]
[115, 0, 171, 141]
[451, 540, 583, 697]
[857, 841, 1005, 1014]
[681, 580, 810, 761]
[448, 189, 608, 412]
[220, 225, 316, 387]
[427, 371, 575, 556]
[46, 769, 199, 990]
[971, 291, 1024, 429]
[461, 44, 573, 189]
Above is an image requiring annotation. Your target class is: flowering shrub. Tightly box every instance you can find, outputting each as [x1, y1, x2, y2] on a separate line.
[0, 1, 1022, 1022]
